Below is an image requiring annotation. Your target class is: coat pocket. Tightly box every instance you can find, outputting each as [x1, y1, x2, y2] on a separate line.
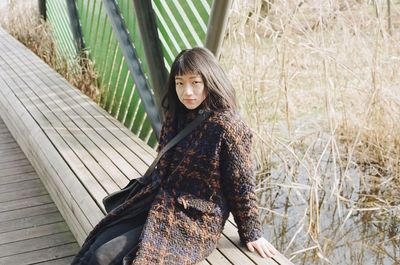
[176, 193, 218, 215]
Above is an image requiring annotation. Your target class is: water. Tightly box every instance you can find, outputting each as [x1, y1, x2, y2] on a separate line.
[258, 142, 399, 264]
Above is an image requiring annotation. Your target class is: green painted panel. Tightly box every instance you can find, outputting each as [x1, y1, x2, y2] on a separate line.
[46, 0, 79, 72]
[152, 0, 213, 70]
[46, 0, 214, 148]
[123, 88, 141, 129]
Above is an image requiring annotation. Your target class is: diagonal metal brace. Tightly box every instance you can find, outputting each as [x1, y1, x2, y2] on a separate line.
[102, 0, 162, 139]
[38, 0, 47, 21]
[66, 0, 85, 53]
[132, 0, 168, 121]
[205, 0, 233, 59]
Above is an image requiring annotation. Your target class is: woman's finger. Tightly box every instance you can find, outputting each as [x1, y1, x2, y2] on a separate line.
[246, 242, 255, 252]
[254, 243, 267, 258]
[262, 243, 273, 258]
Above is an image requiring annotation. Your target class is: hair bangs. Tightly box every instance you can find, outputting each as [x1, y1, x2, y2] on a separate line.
[174, 53, 200, 77]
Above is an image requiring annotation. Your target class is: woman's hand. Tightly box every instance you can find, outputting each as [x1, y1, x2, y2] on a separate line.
[246, 237, 278, 258]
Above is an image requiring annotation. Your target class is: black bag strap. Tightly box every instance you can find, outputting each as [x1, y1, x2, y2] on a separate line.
[138, 110, 212, 185]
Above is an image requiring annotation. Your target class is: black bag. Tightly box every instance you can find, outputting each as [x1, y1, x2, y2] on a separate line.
[102, 176, 147, 213]
[102, 110, 211, 213]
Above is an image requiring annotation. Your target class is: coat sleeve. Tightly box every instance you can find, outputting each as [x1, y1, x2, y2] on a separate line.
[220, 121, 263, 243]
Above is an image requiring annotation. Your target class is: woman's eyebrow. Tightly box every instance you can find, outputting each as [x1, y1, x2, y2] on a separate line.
[175, 75, 201, 79]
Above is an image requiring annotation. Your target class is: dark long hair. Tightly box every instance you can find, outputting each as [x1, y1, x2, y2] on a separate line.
[161, 47, 237, 124]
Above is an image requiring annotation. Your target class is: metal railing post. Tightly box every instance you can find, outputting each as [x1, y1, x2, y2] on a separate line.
[102, 0, 162, 139]
[132, 0, 168, 119]
[205, 0, 233, 59]
[66, 0, 85, 53]
[38, 0, 47, 21]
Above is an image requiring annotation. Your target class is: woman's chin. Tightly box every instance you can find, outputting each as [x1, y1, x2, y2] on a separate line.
[183, 103, 200, 110]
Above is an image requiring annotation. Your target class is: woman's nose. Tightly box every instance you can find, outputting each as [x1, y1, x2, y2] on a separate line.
[183, 85, 194, 96]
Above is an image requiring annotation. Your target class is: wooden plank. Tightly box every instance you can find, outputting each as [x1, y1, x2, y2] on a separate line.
[0, 131, 12, 138]
[0, 36, 154, 181]
[31, 159, 92, 244]
[0, 112, 90, 244]
[0, 72, 110, 203]
[0, 142, 19, 151]
[0, 203, 58, 222]
[0, 148, 26, 159]
[0, 242, 80, 264]
[0, 76, 103, 242]
[0, 32, 138, 237]
[18, 95, 110, 209]
[226, 218, 293, 265]
[0, 194, 52, 212]
[0, 147, 24, 157]
[0, 212, 64, 233]
[0, 178, 42, 193]
[34, 85, 147, 178]
[222, 222, 277, 265]
[0, 76, 97, 243]
[7, 47, 155, 165]
[0, 231, 76, 257]
[24, 93, 130, 190]
[207, 249, 233, 264]
[18, 74, 144, 185]
[0, 42, 121, 240]
[0, 134, 14, 142]
[24, 88, 125, 191]
[0, 137, 15, 145]
[33, 255, 75, 265]
[44, 71, 156, 163]
[2, 50, 135, 190]
[0, 172, 38, 185]
[0, 133, 12, 139]
[0, 221, 70, 244]
[0, 127, 11, 133]
[0, 186, 48, 203]
[43, 88, 152, 175]
[0, 126, 12, 132]
[0, 164, 35, 177]
[217, 234, 257, 265]
[50, 68, 156, 153]
[0, 130, 11, 135]
[0, 158, 32, 169]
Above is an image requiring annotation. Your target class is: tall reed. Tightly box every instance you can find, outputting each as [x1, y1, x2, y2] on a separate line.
[221, 0, 399, 264]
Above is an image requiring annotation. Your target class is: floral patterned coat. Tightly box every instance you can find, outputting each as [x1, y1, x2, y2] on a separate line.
[74, 109, 263, 264]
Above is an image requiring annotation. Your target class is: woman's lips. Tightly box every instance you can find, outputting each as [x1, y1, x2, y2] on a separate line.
[184, 99, 196, 103]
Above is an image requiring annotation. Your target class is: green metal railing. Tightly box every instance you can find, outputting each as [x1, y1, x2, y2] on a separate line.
[42, 0, 215, 148]
[46, 0, 80, 73]
[152, 0, 211, 68]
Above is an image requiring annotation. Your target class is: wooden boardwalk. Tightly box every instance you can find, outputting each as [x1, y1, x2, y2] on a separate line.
[0, 26, 293, 265]
[0, 117, 80, 264]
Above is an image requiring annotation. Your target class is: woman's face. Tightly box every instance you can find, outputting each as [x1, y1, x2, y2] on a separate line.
[175, 73, 207, 110]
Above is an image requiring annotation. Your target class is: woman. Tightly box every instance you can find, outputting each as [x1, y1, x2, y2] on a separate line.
[71, 47, 277, 264]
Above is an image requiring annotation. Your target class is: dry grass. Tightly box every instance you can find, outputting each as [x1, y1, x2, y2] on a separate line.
[221, 0, 400, 264]
[0, 0, 99, 102]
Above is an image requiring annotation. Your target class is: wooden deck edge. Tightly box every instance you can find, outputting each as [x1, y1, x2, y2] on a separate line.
[0, 78, 99, 245]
